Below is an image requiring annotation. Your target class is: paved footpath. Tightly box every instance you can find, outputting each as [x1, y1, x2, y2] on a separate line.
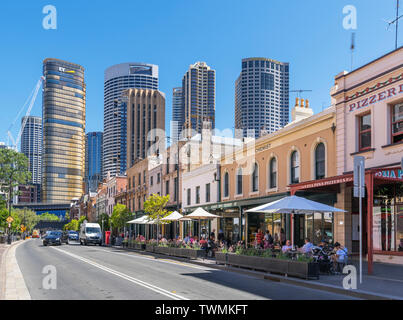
[0, 241, 31, 300]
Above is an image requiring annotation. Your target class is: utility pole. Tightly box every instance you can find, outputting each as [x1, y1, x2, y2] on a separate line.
[396, 0, 400, 49]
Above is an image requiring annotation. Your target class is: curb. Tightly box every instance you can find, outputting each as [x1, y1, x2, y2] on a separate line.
[113, 246, 400, 301]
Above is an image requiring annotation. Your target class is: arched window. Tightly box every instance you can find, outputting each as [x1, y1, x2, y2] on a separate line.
[290, 151, 300, 184]
[315, 143, 326, 180]
[269, 158, 277, 189]
[236, 168, 243, 195]
[252, 163, 259, 192]
[224, 172, 229, 198]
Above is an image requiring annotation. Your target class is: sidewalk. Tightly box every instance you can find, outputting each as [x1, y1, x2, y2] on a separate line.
[0, 240, 31, 300]
[115, 246, 403, 300]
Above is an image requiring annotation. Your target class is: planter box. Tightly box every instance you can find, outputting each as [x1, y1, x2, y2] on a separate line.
[186, 249, 206, 260]
[224, 254, 319, 280]
[215, 252, 227, 265]
[154, 246, 170, 255]
[145, 244, 155, 253]
[287, 261, 320, 280]
[133, 243, 146, 251]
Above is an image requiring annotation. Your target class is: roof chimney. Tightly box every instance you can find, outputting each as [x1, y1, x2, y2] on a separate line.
[290, 97, 313, 123]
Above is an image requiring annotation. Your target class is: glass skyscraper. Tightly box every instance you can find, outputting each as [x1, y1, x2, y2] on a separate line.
[42, 58, 86, 203]
[85, 132, 103, 193]
[171, 87, 184, 143]
[20, 116, 42, 185]
[103, 63, 158, 177]
[182, 62, 215, 136]
[235, 57, 289, 138]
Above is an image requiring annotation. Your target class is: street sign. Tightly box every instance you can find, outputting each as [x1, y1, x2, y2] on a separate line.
[354, 156, 365, 198]
[6, 216, 14, 224]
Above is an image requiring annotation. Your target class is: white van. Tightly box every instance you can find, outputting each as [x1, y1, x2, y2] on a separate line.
[79, 222, 102, 246]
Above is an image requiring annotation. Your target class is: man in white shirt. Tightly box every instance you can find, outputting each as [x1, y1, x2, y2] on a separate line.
[300, 238, 314, 254]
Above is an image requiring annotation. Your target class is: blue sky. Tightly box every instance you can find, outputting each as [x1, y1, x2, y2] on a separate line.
[0, 0, 401, 144]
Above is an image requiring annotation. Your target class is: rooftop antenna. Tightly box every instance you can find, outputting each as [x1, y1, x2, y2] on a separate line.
[350, 32, 356, 71]
[384, 0, 402, 49]
[290, 90, 312, 99]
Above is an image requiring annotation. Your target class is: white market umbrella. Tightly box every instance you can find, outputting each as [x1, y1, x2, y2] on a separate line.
[246, 195, 346, 246]
[128, 216, 151, 224]
[181, 208, 220, 240]
[161, 211, 183, 221]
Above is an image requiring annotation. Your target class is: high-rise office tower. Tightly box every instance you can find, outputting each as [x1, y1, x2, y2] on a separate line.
[182, 62, 215, 136]
[104, 63, 159, 177]
[85, 132, 103, 193]
[42, 58, 86, 203]
[125, 89, 165, 169]
[171, 87, 184, 143]
[235, 57, 289, 138]
[20, 116, 42, 185]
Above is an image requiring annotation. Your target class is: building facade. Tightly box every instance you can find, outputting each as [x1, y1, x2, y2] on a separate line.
[125, 89, 165, 168]
[182, 62, 215, 136]
[103, 63, 159, 178]
[217, 101, 336, 245]
[235, 57, 290, 138]
[20, 116, 42, 185]
[42, 58, 86, 204]
[105, 175, 127, 216]
[85, 132, 103, 193]
[327, 47, 403, 266]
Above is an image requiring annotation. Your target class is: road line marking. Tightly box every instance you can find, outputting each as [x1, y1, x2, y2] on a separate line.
[51, 247, 188, 300]
[78, 246, 212, 271]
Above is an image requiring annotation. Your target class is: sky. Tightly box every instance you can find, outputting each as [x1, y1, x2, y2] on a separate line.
[0, 0, 401, 146]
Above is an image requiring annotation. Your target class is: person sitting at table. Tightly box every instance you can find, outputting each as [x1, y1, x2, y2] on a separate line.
[299, 238, 314, 254]
[332, 242, 348, 273]
[282, 240, 293, 253]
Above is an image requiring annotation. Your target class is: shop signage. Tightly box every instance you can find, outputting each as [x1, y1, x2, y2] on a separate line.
[348, 83, 403, 113]
[374, 169, 403, 180]
[296, 176, 353, 190]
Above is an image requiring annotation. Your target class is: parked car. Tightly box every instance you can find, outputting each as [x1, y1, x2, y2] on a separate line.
[43, 231, 63, 246]
[79, 223, 102, 246]
[67, 231, 79, 243]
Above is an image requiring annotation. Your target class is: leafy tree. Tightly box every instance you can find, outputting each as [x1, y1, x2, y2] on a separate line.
[144, 194, 170, 245]
[97, 213, 110, 231]
[0, 149, 31, 227]
[14, 209, 39, 232]
[111, 204, 130, 234]
[77, 215, 87, 231]
[64, 212, 70, 222]
[38, 212, 60, 222]
[64, 219, 79, 231]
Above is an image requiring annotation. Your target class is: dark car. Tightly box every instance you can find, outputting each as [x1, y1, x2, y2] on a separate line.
[67, 231, 79, 243]
[43, 231, 63, 246]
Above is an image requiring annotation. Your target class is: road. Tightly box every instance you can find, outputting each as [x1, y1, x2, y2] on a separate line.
[16, 239, 356, 300]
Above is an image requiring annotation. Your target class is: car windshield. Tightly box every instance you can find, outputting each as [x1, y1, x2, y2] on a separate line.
[69, 231, 78, 235]
[49, 232, 61, 237]
[86, 228, 100, 234]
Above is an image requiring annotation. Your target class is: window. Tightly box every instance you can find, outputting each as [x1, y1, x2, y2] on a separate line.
[359, 113, 371, 151]
[315, 143, 326, 180]
[206, 183, 211, 202]
[391, 103, 403, 144]
[166, 180, 169, 196]
[269, 158, 277, 189]
[143, 170, 146, 184]
[187, 188, 191, 205]
[290, 151, 300, 184]
[252, 163, 259, 192]
[174, 178, 177, 202]
[157, 173, 160, 184]
[150, 176, 153, 186]
[236, 168, 243, 195]
[166, 157, 170, 174]
[224, 172, 229, 198]
[196, 186, 200, 204]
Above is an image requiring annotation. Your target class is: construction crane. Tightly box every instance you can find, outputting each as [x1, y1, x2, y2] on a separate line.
[290, 90, 312, 98]
[7, 76, 45, 151]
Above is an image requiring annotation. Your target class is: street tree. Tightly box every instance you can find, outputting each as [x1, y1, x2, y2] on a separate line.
[38, 212, 60, 222]
[77, 216, 87, 231]
[14, 209, 39, 232]
[0, 149, 31, 221]
[97, 213, 110, 231]
[110, 204, 130, 235]
[144, 194, 170, 245]
[64, 219, 79, 231]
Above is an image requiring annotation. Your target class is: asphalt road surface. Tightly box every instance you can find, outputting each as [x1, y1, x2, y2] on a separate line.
[16, 239, 356, 300]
